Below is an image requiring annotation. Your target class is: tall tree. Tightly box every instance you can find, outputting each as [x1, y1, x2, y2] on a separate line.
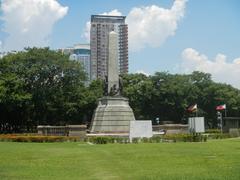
[0, 48, 87, 132]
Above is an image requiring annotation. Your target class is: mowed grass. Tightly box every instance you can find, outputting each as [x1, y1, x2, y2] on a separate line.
[0, 139, 240, 180]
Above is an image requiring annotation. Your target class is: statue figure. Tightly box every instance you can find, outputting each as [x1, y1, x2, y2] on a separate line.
[109, 84, 118, 96]
[119, 75, 123, 95]
[103, 75, 108, 96]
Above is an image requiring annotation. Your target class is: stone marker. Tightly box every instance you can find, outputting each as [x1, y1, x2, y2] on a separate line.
[129, 121, 153, 141]
[188, 117, 205, 133]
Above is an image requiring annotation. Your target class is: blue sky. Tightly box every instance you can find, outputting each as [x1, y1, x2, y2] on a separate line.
[0, 0, 240, 88]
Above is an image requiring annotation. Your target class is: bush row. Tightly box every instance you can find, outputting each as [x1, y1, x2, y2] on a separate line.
[205, 129, 221, 134]
[87, 136, 129, 144]
[204, 129, 240, 139]
[0, 134, 83, 143]
[87, 134, 207, 144]
[207, 133, 231, 139]
[131, 134, 207, 144]
[1, 132, 236, 144]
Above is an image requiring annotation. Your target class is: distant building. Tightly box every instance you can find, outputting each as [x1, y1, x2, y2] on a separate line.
[90, 15, 128, 80]
[0, 51, 17, 58]
[60, 47, 74, 55]
[60, 44, 91, 81]
[0, 52, 5, 59]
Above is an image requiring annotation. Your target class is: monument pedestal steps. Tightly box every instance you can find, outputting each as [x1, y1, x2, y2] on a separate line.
[90, 96, 135, 133]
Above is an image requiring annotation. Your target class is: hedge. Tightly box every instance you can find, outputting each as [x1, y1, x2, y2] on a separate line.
[0, 134, 82, 143]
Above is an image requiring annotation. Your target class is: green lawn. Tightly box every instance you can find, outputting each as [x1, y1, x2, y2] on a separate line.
[0, 138, 240, 180]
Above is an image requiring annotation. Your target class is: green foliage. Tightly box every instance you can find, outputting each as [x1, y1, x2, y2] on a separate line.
[0, 134, 75, 143]
[131, 134, 207, 143]
[205, 129, 221, 134]
[122, 71, 240, 127]
[0, 48, 103, 133]
[132, 137, 140, 143]
[204, 129, 230, 141]
[88, 136, 112, 144]
[207, 133, 231, 139]
[88, 136, 129, 144]
[87, 134, 208, 144]
[0, 134, 85, 142]
[1, 48, 240, 132]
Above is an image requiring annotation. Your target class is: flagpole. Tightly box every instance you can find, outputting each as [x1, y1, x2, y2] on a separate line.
[220, 112, 223, 133]
[195, 104, 197, 117]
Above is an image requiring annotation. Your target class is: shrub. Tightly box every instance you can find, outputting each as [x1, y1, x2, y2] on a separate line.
[205, 129, 221, 134]
[150, 136, 162, 143]
[87, 136, 130, 144]
[88, 136, 109, 144]
[142, 137, 149, 143]
[0, 134, 74, 143]
[0, 133, 210, 144]
[207, 133, 230, 139]
[161, 133, 207, 142]
[129, 134, 207, 143]
[131, 138, 139, 143]
[115, 137, 128, 143]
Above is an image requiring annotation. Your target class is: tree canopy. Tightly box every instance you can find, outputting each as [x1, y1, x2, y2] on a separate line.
[0, 48, 102, 133]
[1, 48, 240, 133]
[122, 72, 240, 127]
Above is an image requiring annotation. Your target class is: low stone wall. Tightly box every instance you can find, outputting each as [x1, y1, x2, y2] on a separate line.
[68, 125, 86, 137]
[223, 117, 240, 133]
[153, 124, 189, 134]
[37, 125, 86, 137]
[229, 128, 240, 137]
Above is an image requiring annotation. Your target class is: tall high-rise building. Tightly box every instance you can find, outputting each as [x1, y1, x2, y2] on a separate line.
[90, 15, 128, 80]
[60, 44, 91, 81]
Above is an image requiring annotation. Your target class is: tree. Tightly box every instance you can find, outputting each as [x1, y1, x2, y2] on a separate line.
[122, 71, 240, 127]
[0, 73, 31, 132]
[122, 73, 154, 119]
[0, 48, 87, 132]
[1, 49, 240, 133]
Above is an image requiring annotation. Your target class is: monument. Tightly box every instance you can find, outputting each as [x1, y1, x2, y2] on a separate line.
[90, 31, 135, 133]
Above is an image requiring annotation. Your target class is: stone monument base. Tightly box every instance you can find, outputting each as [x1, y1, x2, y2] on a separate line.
[90, 96, 135, 133]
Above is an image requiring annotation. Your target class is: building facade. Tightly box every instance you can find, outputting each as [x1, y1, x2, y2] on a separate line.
[90, 15, 128, 80]
[61, 44, 91, 81]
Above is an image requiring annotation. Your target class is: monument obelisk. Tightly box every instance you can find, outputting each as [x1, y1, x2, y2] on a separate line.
[108, 31, 119, 94]
[90, 31, 135, 133]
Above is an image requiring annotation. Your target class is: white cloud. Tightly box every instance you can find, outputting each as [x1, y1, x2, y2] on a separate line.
[127, 0, 187, 51]
[83, 21, 91, 43]
[181, 48, 240, 89]
[100, 9, 122, 16]
[82, 0, 187, 51]
[0, 0, 68, 51]
[83, 9, 122, 42]
[136, 70, 150, 76]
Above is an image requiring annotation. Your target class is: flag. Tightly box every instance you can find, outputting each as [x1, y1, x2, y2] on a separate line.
[216, 104, 226, 111]
[187, 104, 197, 112]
